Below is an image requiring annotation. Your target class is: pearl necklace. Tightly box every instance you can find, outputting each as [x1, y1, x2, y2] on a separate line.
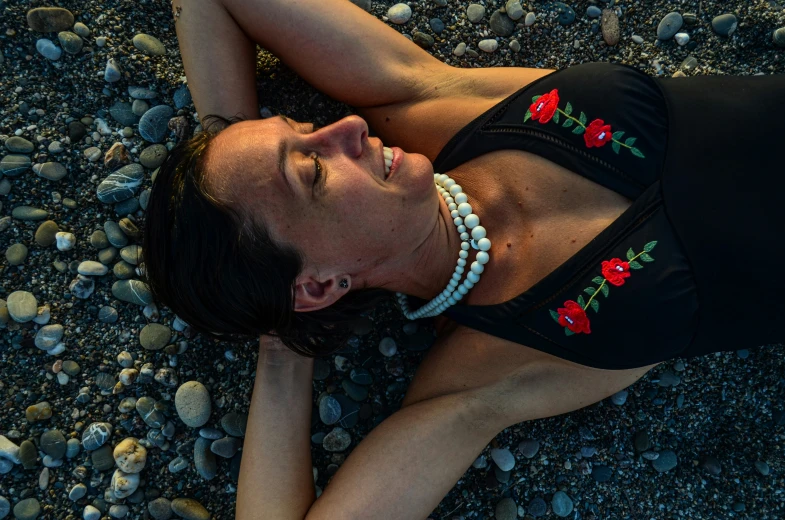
[396, 173, 491, 319]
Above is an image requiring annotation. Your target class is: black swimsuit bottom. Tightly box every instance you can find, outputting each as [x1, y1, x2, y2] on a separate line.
[423, 62, 785, 370]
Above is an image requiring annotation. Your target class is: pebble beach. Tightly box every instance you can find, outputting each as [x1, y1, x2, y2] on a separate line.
[1, 0, 784, 518]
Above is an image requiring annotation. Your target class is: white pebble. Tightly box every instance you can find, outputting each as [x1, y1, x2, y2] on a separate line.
[56, 232, 76, 251]
[57, 372, 70, 385]
[379, 337, 397, 357]
[36, 39, 62, 61]
[453, 42, 467, 56]
[39, 467, 49, 490]
[47, 343, 66, 356]
[524, 12, 536, 26]
[387, 3, 412, 24]
[674, 32, 690, 46]
[478, 39, 499, 52]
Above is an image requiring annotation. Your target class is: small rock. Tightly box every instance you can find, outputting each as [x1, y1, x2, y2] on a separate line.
[652, 450, 678, 472]
[774, 27, 785, 48]
[98, 306, 119, 324]
[386, 3, 412, 25]
[12, 498, 40, 520]
[221, 412, 248, 438]
[657, 12, 683, 40]
[412, 32, 434, 49]
[69, 483, 87, 501]
[467, 4, 485, 23]
[136, 397, 165, 428]
[35, 39, 62, 61]
[175, 381, 212, 427]
[587, 6, 602, 18]
[699, 454, 722, 475]
[81, 422, 113, 451]
[66, 438, 81, 458]
[210, 437, 241, 458]
[69, 275, 95, 299]
[104, 58, 122, 83]
[553, 2, 575, 25]
[323, 427, 351, 452]
[109, 102, 139, 128]
[7, 291, 38, 323]
[111, 469, 140, 498]
[657, 371, 681, 387]
[194, 437, 217, 480]
[754, 461, 770, 475]
[173, 85, 193, 109]
[711, 14, 738, 37]
[319, 396, 342, 425]
[674, 32, 690, 46]
[112, 280, 153, 305]
[73, 22, 90, 37]
[518, 439, 540, 459]
[509, 39, 520, 52]
[506, 1, 523, 21]
[429, 18, 445, 34]
[170, 498, 210, 520]
[113, 438, 147, 473]
[56, 231, 76, 251]
[551, 491, 573, 517]
[491, 448, 515, 471]
[452, 42, 466, 57]
[601, 9, 619, 46]
[148, 498, 173, 520]
[132, 33, 166, 56]
[495, 497, 518, 520]
[524, 12, 536, 26]
[140, 144, 168, 169]
[1, 155, 31, 177]
[97, 163, 144, 203]
[5, 243, 28, 266]
[27, 7, 74, 32]
[0, 436, 21, 464]
[35, 220, 59, 246]
[528, 497, 546, 517]
[57, 31, 83, 54]
[478, 39, 498, 52]
[633, 430, 651, 452]
[19, 440, 37, 467]
[35, 324, 64, 350]
[592, 464, 613, 482]
[5, 136, 34, 153]
[83, 505, 100, 520]
[140, 323, 172, 351]
[611, 389, 628, 405]
[139, 105, 174, 143]
[490, 10, 514, 37]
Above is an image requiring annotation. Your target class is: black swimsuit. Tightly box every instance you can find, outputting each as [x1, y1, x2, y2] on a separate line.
[430, 62, 785, 370]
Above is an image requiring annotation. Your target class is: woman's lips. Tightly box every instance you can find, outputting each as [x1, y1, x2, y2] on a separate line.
[388, 147, 403, 181]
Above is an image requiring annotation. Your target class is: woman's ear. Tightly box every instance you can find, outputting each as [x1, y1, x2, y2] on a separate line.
[293, 275, 350, 312]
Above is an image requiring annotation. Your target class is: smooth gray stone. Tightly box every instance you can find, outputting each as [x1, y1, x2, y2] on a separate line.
[112, 280, 152, 306]
[1, 155, 31, 176]
[36, 221, 59, 248]
[319, 396, 342, 425]
[82, 422, 113, 451]
[489, 10, 514, 37]
[66, 438, 80, 459]
[199, 428, 223, 440]
[90, 230, 109, 249]
[657, 12, 683, 40]
[27, 7, 74, 32]
[36, 161, 66, 181]
[491, 448, 515, 471]
[518, 439, 540, 458]
[97, 306, 118, 324]
[97, 164, 144, 204]
[148, 498, 173, 520]
[387, 3, 412, 24]
[62, 360, 80, 376]
[35, 324, 63, 349]
[91, 444, 114, 471]
[114, 197, 139, 216]
[551, 491, 574, 517]
[322, 427, 351, 452]
[495, 497, 517, 520]
[98, 247, 118, 265]
[412, 32, 433, 49]
[505, 0, 523, 21]
[136, 397, 165, 428]
[210, 437, 241, 458]
[466, 4, 485, 22]
[429, 18, 445, 34]
[220, 412, 248, 438]
[711, 14, 738, 37]
[104, 220, 129, 247]
[120, 245, 142, 265]
[140, 144, 168, 169]
[104, 58, 121, 82]
[652, 450, 678, 472]
[657, 371, 681, 387]
[611, 389, 628, 405]
[173, 85, 192, 109]
[194, 437, 216, 480]
[12, 206, 48, 221]
[36, 38, 61, 60]
[132, 99, 149, 116]
[128, 86, 158, 99]
[175, 380, 211, 426]
[0, 497, 9, 519]
[113, 261, 136, 279]
[68, 483, 87, 501]
[73, 22, 90, 37]
[775, 27, 785, 48]
[587, 5, 602, 18]
[755, 461, 770, 475]
[109, 101, 139, 127]
[12, 498, 40, 520]
[132, 33, 166, 56]
[140, 323, 171, 351]
[57, 31, 83, 54]
[167, 456, 188, 474]
[139, 105, 174, 143]
[69, 274, 95, 299]
[5, 136, 33, 153]
[528, 497, 546, 517]
[6, 243, 27, 266]
[78, 260, 109, 276]
[7, 291, 37, 322]
[170, 499, 209, 520]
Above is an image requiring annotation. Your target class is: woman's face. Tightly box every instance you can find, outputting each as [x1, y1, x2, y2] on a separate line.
[206, 115, 438, 279]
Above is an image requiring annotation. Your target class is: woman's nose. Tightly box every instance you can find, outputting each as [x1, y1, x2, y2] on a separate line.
[318, 115, 368, 157]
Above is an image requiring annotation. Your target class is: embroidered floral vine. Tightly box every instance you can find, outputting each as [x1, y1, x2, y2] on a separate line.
[549, 241, 658, 335]
[525, 89, 646, 158]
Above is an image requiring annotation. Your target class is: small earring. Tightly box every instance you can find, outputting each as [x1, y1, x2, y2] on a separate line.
[339, 279, 349, 289]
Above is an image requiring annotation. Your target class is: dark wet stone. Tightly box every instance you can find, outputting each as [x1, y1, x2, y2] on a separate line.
[194, 437, 216, 480]
[39, 429, 66, 459]
[173, 85, 193, 109]
[27, 7, 74, 32]
[57, 31, 83, 54]
[652, 450, 678, 472]
[528, 497, 547, 517]
[112, 280, 153, 306]
[109, 101, 139, 127]
[633, 430, 651, 452]
[97, 164, 144, 203]
[591, 464, 613, 482]
[19, 440, 38, 469]
[489, 10, 514, 36]
[91, 444, 115, 472]
[553, 2, 575, 25]
[220, 412, 248, 438]
[12, 497, 41, 520]
[1, 155, 32, 177]
[210, 437, 242, 458]
[140, 144, 168, 169]
[139, 105, 174, 143]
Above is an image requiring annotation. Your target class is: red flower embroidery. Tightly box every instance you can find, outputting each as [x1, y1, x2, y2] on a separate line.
[584, 119, 613, 148]
[557, 300, 591, 334]
[530, 89, 560, 124]
[601, 258, 631, 286]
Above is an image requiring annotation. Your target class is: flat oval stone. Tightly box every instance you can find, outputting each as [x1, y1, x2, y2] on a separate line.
[111, 469, 140, 498]
[466, 4, 485, 23]
[35, 324, 64, 350]
[148, 498, 173, 519]
[711, 13, 738, 37]
[136, 396, 165, 428]
[657, 12, 683, 40]
[139, 105, 174, 143]
[387, 3, 412, 24]
[7, 291, 38, 322]
[652, 450, 678, 472]
[112, 280, 153, 306]
[90, 444, 115, 471]
[19, 440, 38, 467]
[601, 9, 619, 46]
[140, 323, 171, 351]
[1, 155, 32, 176]
[119, 245, 142, 265]
[5, 136, 34, 153]
[551, 491, 574, 517]
[78, 260, 109, 276]
[6, 243, 28, 266]
[98, 247, 118, 265]
[490, 447, 516, 471]
[128, 86, 159, 99]
[132, 33, 166, 56]
[194, 437, 216, 480]
[478, 39, 498, 52]
[171, 498, 210, 520]
[35, 38, 61, 60]
[140, 144, 168, 169]
[57, 31, 83, 54]
[210, 437, 241, 458]
[175, 381, 211, 427]
[82, 422, 113, 451]
[12, 497, 40, 520]
[66, 438, 81, 460]
[68, 483, 87, 501]
[489, 10, 514, 37]
[220, 412, 248, 438]
[319, 396, 342, 425]
[109, 101, 139, 127]
[97, 163, 144, 203]
[104, 221, 129, 248]
[27, 7, 73, 32]
[12, 206, 48, 221]
[35, 220, 59, 247]
[323, 427, 351, 452]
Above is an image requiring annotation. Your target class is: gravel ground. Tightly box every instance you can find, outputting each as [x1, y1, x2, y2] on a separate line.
[1, 0, 783, 519]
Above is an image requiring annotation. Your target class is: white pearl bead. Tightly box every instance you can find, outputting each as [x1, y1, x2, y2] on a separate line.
[476, 251, 490, 264]
[477, 238, 491, 251]
[461, 242, 469, 251]
[457, 202, 472, 217]
[438, 174, 448, 184]
[457, 258, 466, 267]
[455, 193, 468, 204]
[459, 250, 468, 259]
[457, 225, 466, 233]
[451, 210, 459, 218]
[471, 226, 486, 240]
[451, 272, 461, 281]
[453, 217, 463, 225]
[448, 203, 457, 211]
[443, 179, 455, 189]
[460, 232, 470, 241]
[449, 185, 462, 196]
[445, 197, 454, 205]
[467, 272, 480, 283]
[455, 266, 464, 274]
[470, 261, 484, 274]
[458, 285, 469, 295]
[464, 214, 480, 228]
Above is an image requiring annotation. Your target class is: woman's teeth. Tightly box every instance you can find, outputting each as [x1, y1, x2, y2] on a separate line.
[383, 146, 393, 176]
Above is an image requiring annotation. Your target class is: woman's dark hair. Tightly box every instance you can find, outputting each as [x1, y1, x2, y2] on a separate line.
[142, 114, 388, 356]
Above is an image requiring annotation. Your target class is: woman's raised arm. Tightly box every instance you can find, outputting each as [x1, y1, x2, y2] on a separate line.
[174, 0, 453, 123]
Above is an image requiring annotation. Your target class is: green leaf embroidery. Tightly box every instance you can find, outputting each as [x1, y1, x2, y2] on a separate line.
[629, 260, 644, 269]
[612, 141, 621, 154]
[592, 276, 605, 284]
[590, 299, 599, 312]
[572, 125, 585, 135]
[565, 102, 573, 115]
[524, 110, 532, 123]
[630, 147, 646, 158]
[600, 284, 609, 297]
[625, 137, 637, 147]
[531, 95, 541, 103]
[553, 111, 560, 124]
[565, 328, 575, 336]
[549, 309, 561, 323]
[584, 287, 596, 296]
[579, 112, 587, 125]
[577, 295, 586, 307]
[626, 248, 635, 261]
[644, 241, 658, 252]
[562, 118, 574, 128]
[612, 131, 625, 140]
[640, 253, 655, 262]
